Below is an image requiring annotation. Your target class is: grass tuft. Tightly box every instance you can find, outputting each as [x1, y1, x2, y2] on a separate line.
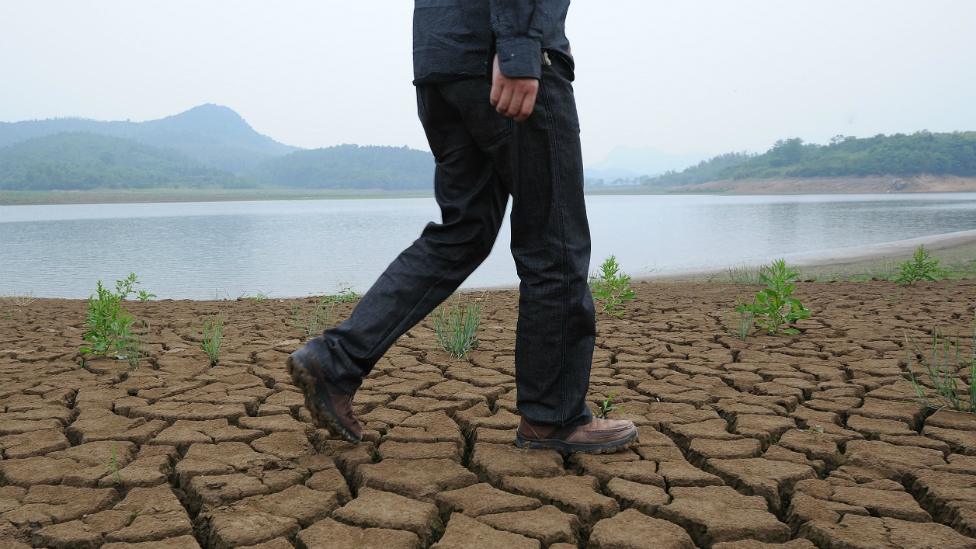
[724, 265, 764, 285]
[106, 444, 123, 486]
[201, 315, 224, 366]
[291, 298, 336, 340]
[1, 292, 37, 307]
[724, 303, 755, 340]
[905, 314, 976, 413]
[324, 285, 360, 304]
[434, 296, 482, 359]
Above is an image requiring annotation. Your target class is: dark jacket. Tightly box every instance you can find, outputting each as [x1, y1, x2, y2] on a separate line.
[413, 0, 571, 84]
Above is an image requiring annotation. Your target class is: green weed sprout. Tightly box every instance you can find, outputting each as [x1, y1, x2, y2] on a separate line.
[737, 259, 810, 335]
[896, 245, 948, 285]
[590, 255, 636, 317]
[136, 289, 156, 302]
[81, 273, 141, 361]
[106, 444, 123, 486]
[597, 393, 618, 419]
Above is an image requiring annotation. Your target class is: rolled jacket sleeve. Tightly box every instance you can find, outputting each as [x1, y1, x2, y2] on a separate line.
[490, 0, 544, 79]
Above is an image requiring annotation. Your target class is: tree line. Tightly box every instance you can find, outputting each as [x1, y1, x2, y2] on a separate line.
[645, 131, 976, 187]
[0, 133, 433, 191]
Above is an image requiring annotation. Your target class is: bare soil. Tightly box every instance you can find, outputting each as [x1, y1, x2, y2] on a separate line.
[2, 280, 976, 548]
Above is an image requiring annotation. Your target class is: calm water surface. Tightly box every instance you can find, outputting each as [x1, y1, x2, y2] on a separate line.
[1, 193, 975, 299]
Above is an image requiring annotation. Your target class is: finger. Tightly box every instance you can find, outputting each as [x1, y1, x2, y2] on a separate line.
[490, 80, 501, 107]
[505, 89, 524, 118]
[495, 85, 515, 116]
[515, 87, 537, 122]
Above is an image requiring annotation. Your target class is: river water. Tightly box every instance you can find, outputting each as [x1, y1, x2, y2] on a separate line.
[1, 193, 975, 299]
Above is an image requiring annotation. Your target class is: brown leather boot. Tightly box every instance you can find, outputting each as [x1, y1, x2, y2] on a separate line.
[515, 416, 638, 454]
[286, 340, 363, 443]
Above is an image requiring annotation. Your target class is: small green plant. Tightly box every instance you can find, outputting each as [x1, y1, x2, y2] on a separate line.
[324, 285, 360, 304]
[725, 304, 754, 340]
[433, 297, 482, 359]
[136, 289, 156, 302]
[201, 315, 224, 366]
[905, 316, 975, 413]
[896, 245, 948, 285]
[737, 259, 811, 335]
[106, 444, 123, 486]
[597, 393, 618, 419]
[291, 298, 336, 340]
[590, 255, 636, 317]
[81, 273, 141, 360]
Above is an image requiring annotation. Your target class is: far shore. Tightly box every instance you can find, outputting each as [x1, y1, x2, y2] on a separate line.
[4, 176, 976, 206]
[0, 188, 434, 206]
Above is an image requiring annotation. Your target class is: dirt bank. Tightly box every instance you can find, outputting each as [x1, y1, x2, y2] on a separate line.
[644, 229, 976, 284]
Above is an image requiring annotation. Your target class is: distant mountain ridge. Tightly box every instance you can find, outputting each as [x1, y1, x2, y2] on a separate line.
[252, 144, 433, 189]
[0, 105, 436, 191]
[0, 104, 297, 173]
[586, 146, 705, 182]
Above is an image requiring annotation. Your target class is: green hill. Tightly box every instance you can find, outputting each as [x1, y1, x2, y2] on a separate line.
[0, 132, 240, 190]
[0, 106, 437, 191]
[250, 144, 434, 189]
[0, 134, 435, 191]
[0, 104, 297, 173]
[645, 131, 976, 187]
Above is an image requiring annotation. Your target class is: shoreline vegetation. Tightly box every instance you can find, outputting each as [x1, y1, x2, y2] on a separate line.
[3, 175, 976, 205]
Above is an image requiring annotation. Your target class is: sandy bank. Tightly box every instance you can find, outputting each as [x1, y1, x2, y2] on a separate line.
[639, 229, 976, 283]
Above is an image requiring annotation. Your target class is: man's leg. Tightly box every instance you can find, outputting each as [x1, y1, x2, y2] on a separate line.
[461, 55, 594, 426]
[443, 54, 636, 452]
[289, 84, 508, 440]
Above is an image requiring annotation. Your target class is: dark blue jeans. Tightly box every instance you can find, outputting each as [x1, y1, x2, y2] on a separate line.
[310, 53, 595, 427]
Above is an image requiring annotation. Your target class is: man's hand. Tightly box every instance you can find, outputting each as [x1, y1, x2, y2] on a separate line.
[490, 54, 539, 123]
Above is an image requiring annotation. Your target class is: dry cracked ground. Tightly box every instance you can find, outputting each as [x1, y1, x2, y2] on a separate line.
[1, 280, 976, 548]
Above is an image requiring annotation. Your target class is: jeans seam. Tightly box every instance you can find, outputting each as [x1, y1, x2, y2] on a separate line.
[540, 71, 572, 425]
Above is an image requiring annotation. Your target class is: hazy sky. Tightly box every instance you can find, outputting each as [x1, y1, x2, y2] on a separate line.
[2, 1, 975, 165]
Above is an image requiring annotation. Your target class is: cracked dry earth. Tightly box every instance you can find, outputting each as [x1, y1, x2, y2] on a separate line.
[1, 280, 976, 549]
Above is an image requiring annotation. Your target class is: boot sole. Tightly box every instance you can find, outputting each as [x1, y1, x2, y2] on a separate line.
[286, 353, 361, 444]
[514, 429, 639, 454]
